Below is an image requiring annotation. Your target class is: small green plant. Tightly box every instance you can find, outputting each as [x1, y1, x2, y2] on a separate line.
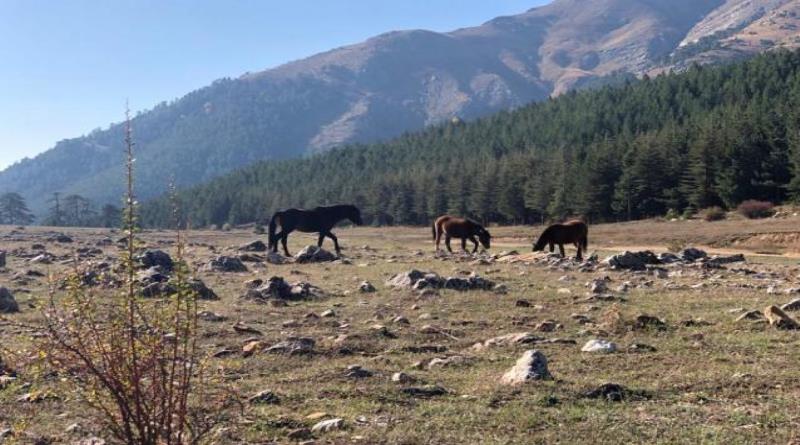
[664, 208, 680, 220]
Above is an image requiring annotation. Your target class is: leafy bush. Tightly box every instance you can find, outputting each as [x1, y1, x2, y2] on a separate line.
[701, 207, 726, 222]
[737, 200, 775, 219]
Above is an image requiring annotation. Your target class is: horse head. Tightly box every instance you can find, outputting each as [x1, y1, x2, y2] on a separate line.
[532, 233, 548, 252]
[347, 205, 364, 226]
[478, 227, 491, 249]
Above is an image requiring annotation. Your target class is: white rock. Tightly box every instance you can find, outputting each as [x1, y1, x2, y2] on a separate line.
[311, 418, 345, 433]
[581, 339, 617, 353]
[500, 350, 551, 385]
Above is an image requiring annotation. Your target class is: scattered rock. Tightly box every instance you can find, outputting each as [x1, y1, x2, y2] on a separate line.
[344, 365, 373, 378]
[295, 245, 337, 263]
[604, 251, 660, 271]
[50, 233, 74, 243]
[589, 279, 607, 294]
[627, 343, 657, 353]
[242, 341, 264, 357]
[287, 428, 312, 440]
[401, 385, 447, 397]
[311, 418, 345, 433]
[265, 337, 315, 355]
[680, 248, 707, 262]
[0, 288, 19, 313]
[136, 249, 174, 272]
[359, 281, 376, 293]
[633, 314, 667, 331]
[736, 310, 764, 322]
[473, 332, 542, 350]
[248, 390, 280, 405]
[188, 278, 218, 300]
[500, 350, 551, 385]
[583, 383, 627, 402]
[764, 305, 799, 330]
[581, 339, 617, 353]
[391, 372, 416, 384]
[240, 240, 267, 252]
[204, 256, 248, 272]
[243, 276, 323, 301]
[781, 298, 800, 312]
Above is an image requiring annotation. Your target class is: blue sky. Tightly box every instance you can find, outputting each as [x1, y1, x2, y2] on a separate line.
[0, 0, 551, 170]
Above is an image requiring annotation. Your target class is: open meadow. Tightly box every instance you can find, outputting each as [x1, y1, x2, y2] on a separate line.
[2, 215, 800, 444]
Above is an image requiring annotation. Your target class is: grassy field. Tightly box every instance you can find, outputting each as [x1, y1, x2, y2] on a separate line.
[2, 217, 800, 444]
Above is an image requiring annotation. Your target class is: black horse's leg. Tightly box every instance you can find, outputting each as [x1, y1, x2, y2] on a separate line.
[281, 233, 291, 257]
[445, 235, 453, 253]
[461, 237, 468, 252]
[558, 244, 565, 257]
[327, 231, 341, 254]
[470, 236, 479, 253]
[575, 242, 583, 261]
[317, 233, 325, 248]
[270, 231, 283, 252]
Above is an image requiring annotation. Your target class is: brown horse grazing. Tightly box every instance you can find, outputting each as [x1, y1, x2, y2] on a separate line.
[532, 220, 588, 260]
[268, 204, 363, 256]
[433, 215, 491, 253]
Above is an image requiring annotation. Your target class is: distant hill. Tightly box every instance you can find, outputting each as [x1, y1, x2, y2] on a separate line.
[4, 0, 800, 217]
[141, 49, 800, 228]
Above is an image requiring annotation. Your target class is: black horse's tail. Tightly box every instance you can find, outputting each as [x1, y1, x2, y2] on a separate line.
[268, 212, 281, 250]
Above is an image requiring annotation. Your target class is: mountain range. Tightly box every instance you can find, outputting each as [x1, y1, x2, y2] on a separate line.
[3, 0, 800, 216]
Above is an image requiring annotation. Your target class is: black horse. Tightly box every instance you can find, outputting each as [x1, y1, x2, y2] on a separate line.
[268, 204, 363, 256]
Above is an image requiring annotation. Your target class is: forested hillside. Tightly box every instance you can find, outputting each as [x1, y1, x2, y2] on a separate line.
[10, 0, 800, 217]
[141, 49, 800, 228]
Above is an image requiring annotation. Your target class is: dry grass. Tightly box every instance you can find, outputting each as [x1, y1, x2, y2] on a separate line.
[2, 219, 800, 444]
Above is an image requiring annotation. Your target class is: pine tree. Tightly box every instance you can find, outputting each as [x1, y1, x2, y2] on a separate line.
[0, 192, 35, 225]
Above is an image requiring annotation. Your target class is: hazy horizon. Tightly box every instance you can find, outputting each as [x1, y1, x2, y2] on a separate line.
[0, 0, 550, 170]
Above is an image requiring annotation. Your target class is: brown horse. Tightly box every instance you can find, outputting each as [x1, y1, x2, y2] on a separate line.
[532, 220, 588, 260]
[433, 215, 491, 253]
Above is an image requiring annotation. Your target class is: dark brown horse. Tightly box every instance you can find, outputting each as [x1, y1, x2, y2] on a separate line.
[433, 215, 491, 253]
[268, 205, 363, 256]
[532, 220, 588, 260]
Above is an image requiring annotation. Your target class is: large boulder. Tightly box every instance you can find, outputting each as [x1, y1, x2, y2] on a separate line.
[203, 256, 248, 272]
[188, 278, 218, 300]
[704, 254, 745, 268]
[136, 250, 174, 272]
[294, 245, 337, 263]
[604, 251, 660, 271]
[500, 350, 552, 384]
[0, 288, 19, 313]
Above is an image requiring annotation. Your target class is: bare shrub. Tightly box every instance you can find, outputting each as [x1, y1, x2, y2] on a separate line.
[701, 206, 726, 222]
[737, 200, 775, 219]
[40, 110, 231, 444]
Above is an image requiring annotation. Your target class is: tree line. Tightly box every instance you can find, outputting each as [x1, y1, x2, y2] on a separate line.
[139, 49, 800, 228]
[0, 191, 121, 228]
